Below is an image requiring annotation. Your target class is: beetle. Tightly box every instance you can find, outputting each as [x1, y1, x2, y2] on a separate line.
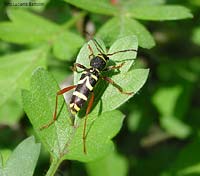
[40, 39, 137, 154]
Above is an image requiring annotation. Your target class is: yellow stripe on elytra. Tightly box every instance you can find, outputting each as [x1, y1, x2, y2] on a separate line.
[73, 91, 87, 101]
[70, 103, 74, 108]
[91, 74, 98, 81]
[74, 104, 80, 111]
[78, 76, 93, 91]
[95, 68, 100, 72]
[70, 103, 80, 111]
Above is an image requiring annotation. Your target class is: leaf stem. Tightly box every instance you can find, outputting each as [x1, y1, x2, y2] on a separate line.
[46, 158, 63, 176]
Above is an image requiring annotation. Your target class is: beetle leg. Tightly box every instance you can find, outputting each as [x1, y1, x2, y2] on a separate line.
[103, 62, 125, 71]
[83, 92, 95, 154]
[102, 76, 134, 95]
[71, 63, 87, 72]
[88, 44, 94, 60]
[40, 85, 77, 130]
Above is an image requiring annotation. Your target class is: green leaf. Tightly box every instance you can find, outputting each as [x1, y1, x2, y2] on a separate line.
[52, 31, 84, 60]
[190, 0, 200, 7]
[65, 110, 124, 161]
[108, 35, 138, 72]
[0, 47, 47, 125]
[126, 0, 165, 5]
[193, 27, 200, 46]
[75, 36, 149, 114]
[0, 8, 59, 43]
[0, 97, 23, 126]
[0, 8, 84, 60]
[157, 58, 200, 82]
[152, 86, 182, 116]
[63, 0, 118, 15]
[128, 108, 143, 132]
[160, 116, 191, 139]
[0, 157, 2, 174]
[162, 138, 200, 175]
[22, 68, 70, 159]
[0, 149, 11, 168]
[126, 5, 193, 21]
[22, 68, 125, 162]
[97, 17, 155, 49]
[0, 136, 41, 176]
[93, 68, 149, 114]
[86, 151, 128, 176]
[152, 86, 191, 138]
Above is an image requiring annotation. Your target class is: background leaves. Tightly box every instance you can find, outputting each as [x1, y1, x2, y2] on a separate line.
[0, 8, 84, 60]
[126, 5, 193, 20]
[64, 0, 192, 48]
[0, 136, 40, 176]
[63, 0, 118, 15]
[97, 17, 155, 49]
[86, 151, 128, 176]
[0, 47, 47, 125]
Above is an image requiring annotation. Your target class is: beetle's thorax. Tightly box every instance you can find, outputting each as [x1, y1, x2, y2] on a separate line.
[90, 54, 109, 71]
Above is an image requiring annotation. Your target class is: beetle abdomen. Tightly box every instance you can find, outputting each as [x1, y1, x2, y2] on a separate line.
[70, 68, 99, 115]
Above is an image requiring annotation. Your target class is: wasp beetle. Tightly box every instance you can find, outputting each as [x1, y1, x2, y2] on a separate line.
[40, 38, 137, 153]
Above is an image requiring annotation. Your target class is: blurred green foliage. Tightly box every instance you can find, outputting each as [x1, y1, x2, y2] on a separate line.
[0, 136, 40, 176]
[0, 0, 199, 175]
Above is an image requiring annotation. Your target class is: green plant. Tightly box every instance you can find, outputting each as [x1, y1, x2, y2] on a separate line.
[0, 136, 40, 176]
[22, 36, 149, 175]
[0, 0, 198, 175]
[64, 0, 192, 49]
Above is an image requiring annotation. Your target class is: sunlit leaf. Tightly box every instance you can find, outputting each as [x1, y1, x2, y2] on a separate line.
[97, 17, 155, 49]
[126, 5, 193, 21]
[63, 0, 117, 15]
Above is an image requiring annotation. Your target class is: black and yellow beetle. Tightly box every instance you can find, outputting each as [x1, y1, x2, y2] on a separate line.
[40, 39, 137, 153]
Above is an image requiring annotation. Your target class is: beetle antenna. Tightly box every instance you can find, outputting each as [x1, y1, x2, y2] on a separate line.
[92, 38, 105, 54]
[107, 49, 137, 56]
